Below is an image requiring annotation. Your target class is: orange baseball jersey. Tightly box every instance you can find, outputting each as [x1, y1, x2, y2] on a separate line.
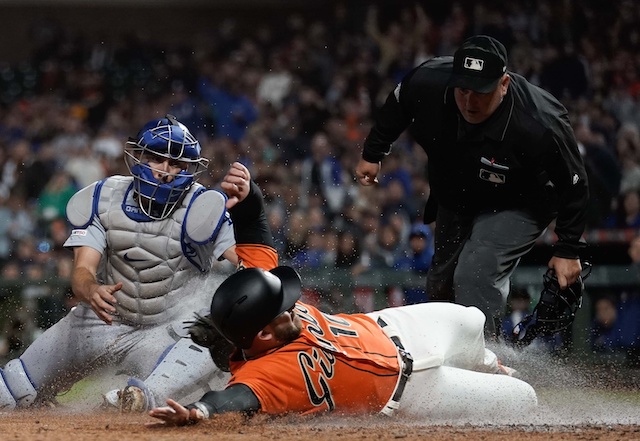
[227, 302, 401, 415]
[235, 243, 278, 270]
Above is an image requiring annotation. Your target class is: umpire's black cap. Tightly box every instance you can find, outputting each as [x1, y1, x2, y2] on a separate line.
[448, 35, 508, 93]
[210, 266, 302, 349]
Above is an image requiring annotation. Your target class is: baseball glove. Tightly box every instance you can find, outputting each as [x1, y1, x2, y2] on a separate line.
[509, 262, 592, 348]
[187, 313, 234, 372]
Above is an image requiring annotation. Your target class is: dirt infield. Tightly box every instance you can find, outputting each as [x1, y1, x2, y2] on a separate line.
[1, 410, 639, 441]
[2, 349, 639, 441]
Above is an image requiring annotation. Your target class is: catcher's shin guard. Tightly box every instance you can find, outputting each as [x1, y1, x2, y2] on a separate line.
[114, 337, 224, 412]
[2, 359, 37, 407]
[0, 369, 17, 409]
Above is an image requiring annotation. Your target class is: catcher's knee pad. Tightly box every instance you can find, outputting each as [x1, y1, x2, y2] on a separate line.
[141, 337, 221, 405]
[147, 338, 215, 384]
[2, 359, 37, 407]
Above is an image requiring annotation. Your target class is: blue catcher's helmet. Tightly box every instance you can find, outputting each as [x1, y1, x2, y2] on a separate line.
[124, 114, 210, 220]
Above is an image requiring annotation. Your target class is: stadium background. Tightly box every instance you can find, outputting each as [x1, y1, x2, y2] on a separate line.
[0, 2, 639, 436]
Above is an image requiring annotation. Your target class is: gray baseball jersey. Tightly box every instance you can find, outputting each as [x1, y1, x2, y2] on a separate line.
[6, 175, 234, 405]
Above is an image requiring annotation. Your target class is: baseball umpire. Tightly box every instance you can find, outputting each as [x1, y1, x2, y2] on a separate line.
[147, 266, 537, 426]
[355, 35, 589, 337]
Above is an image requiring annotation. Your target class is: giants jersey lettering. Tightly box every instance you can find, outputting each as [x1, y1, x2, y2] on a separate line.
[227, 302, 400, 415]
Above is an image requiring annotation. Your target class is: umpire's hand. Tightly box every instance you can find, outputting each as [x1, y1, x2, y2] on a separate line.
[548, 256, 582, 289]
[355, 159, 380, 186]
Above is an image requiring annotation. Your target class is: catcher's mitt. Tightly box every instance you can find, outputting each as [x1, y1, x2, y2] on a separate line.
[187, 313, 234, 372]
[509, 262, 592, 348]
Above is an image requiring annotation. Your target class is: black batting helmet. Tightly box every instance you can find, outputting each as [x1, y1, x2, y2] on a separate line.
[210, 266, 302, 349]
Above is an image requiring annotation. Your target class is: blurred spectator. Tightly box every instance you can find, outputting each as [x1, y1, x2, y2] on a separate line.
[64, 145, 105, 189]
[297, 85, 332, 147]
[604, 189, 640, 229]
[379, 151, 413, 199]
[299, 131, 348, 220]
[354, 223, 402, 277]
[335, 229, 362, 269]
[256, 51, 293, 111]
[394, 223, 434, 304]
[1, 195, 36, 254]
[1, 139, 55, 202]
[589, 289, 640, 367]
[380, 180, 414, 234]
[628, 234, 640, 267]
[1, 260, 21, 280]
[574, 117, 621, 228]
[167, 80, 209, 140]
[265, 204, 288, 258]
[590, 294, 626, 353]
[0, 312, 34, 364]
[283, 209, 309, 262]
[539, 42, 591, 101]
[36, 171, 77, 226]
[602, 52, 640, 125]
[365, 3, 431, 78]
[50, 112, 92, 158]
[501, 287, 532, 341]
[291, 229, 330, 270]
[616, 123, 640, 194]
[197, 59, 258, 143]
[92, 129, 121, 156]
[92, 127, 127, 176]
[0, 196, 13, 263]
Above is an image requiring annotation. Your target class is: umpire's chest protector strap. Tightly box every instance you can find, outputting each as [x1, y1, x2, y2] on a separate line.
[377, 317, 414, 416]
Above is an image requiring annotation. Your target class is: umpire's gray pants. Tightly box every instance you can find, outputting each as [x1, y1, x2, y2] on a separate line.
[427, 207, 554, 337]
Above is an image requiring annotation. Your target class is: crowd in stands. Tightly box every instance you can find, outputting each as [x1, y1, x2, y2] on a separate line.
[1, 0, 640, 362]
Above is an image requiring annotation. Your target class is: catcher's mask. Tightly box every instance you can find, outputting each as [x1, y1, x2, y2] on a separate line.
[124, 114, 209, 220]
[210, 266, 302, 349]
[511, 262, 592, 347]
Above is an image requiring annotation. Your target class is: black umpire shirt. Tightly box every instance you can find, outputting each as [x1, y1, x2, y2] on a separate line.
[362, 57, 589, 259]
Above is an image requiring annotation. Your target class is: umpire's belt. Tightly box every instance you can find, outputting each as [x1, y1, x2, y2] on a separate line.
[377, 317, 413, 416]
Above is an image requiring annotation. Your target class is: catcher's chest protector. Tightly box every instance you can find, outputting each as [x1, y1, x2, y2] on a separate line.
[95, 177, 216, 326]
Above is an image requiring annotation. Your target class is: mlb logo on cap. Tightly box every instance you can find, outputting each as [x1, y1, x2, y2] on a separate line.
[449, 35, 508, 93]
[463, 57, 484, 71]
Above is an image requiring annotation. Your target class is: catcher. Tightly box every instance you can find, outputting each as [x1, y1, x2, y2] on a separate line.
[147, 266, 538, 426]
[0, 115, 276, 410]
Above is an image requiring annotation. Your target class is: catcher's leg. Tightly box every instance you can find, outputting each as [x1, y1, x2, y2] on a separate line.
[105, 336, 229, 412]
[2, 304, 117, 409]
[0, 360, 37, 408]
[0, 368, 17, 409]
